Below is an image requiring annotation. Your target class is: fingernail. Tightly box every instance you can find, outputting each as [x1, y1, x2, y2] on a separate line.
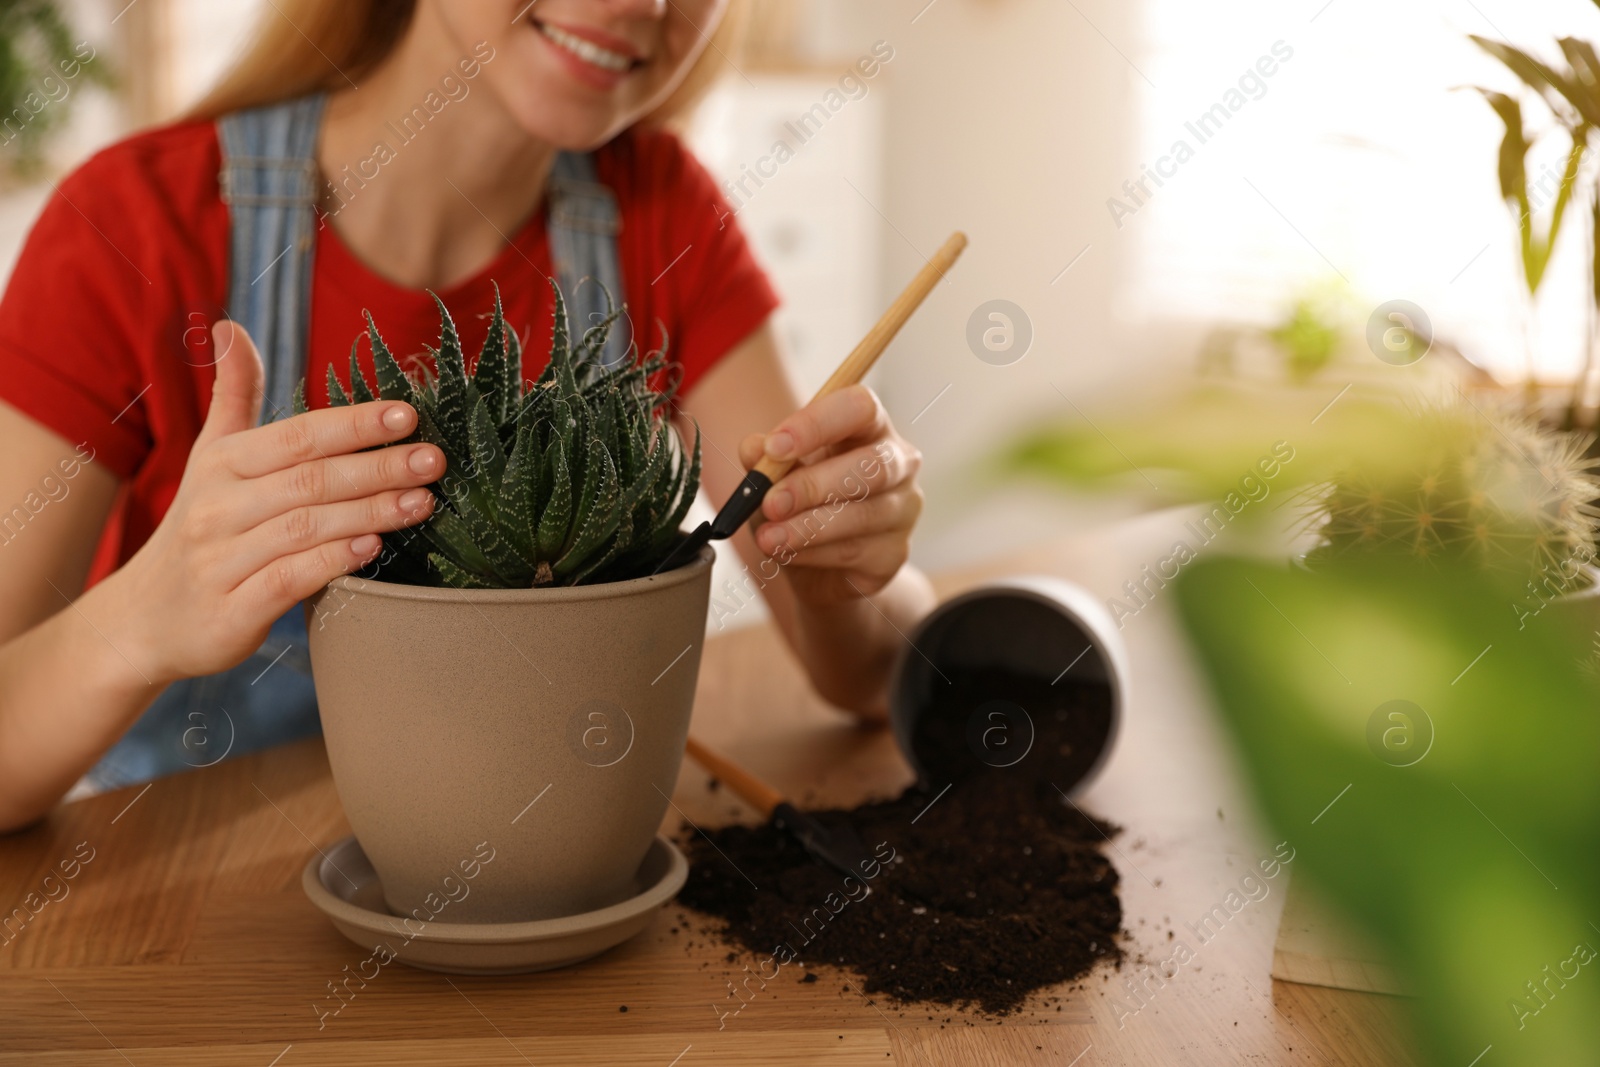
[763, 525, 789, 551]
[408, 447, 440, 475]
[767, 489, 793, 519]
[765, 431, 796, 460]
[351, 534, 382, 556]
[383, 405, 413, 431]
[398, 489, 432, 515]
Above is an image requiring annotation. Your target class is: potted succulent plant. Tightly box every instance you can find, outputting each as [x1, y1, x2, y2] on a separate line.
[298, 284, 710, 925]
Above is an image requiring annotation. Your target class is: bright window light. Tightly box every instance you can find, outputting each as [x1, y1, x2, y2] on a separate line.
[1129, 0, 1600, 382]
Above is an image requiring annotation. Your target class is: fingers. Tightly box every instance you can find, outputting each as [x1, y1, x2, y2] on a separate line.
[755, 489, 921, 558]
[235, 534, 388, 619]
[763, 385, 887, 463]
[738, 432, 766, 472]
[763, 530, 910, 576]
[221, 489, 435, 588]
[224, 441, 444, 530]
[761, 439, 919, 524]
[217, 400, 420, 479]
[194, 321, 266, 448]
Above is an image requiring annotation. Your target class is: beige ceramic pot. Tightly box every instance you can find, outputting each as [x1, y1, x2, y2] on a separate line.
[304, 546, 712, 924]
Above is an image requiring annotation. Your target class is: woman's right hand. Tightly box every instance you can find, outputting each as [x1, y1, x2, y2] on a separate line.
[101, 320, 442, 685]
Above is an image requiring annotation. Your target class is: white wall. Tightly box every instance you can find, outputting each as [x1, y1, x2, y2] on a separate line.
[775, 0, 1146, 568]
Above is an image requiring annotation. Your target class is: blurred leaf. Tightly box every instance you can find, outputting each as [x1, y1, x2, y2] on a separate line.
[1471, 37, 1587, 123]
[1001, 386, 1438, 506]
[1475, 89, 1529, 205]
[1175, 555, 1600, 1067]
[1474, 88, 1540, 291]
[1556, 37, 1600, 125]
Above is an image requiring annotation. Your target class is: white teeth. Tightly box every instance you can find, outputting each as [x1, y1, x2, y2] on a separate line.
[537, 22, 633, 73]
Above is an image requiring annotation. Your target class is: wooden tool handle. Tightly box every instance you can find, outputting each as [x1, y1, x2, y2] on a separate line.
[751, 230, 968, 483]
[684, 736, 784, 818]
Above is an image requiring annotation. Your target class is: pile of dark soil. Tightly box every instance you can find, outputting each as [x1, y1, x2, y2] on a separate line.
[676, 671, 1123, 1015]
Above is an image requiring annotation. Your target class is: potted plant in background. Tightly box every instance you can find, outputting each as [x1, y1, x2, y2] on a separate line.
[1469, 15, 1600, 428]
[1300, 400, 1600, 596]
[0, 0, 111, 186]
[1004, 388, 1600, 1065]
[298, 284, 710, 927]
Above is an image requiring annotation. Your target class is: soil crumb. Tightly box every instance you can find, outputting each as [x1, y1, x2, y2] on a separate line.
[677, 672, 1123, 1016]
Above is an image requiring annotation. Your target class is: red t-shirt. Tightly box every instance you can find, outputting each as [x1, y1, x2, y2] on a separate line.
[0, 119, 776, 586]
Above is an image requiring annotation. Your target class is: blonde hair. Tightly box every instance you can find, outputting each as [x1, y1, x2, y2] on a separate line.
[189, 0, 745, 126]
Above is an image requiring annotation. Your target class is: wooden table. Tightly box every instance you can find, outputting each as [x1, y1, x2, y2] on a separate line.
[0, 514, 1420, 1065]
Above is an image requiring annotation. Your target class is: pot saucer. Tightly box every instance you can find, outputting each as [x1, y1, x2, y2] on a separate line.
[301, 834, 687, 975]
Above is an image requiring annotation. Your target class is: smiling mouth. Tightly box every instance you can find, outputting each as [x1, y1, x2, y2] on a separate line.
[531, 18, 642, 74]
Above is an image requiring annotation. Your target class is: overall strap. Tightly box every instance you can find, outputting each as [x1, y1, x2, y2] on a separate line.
[218, 93, 326, 423]
[547, 151, 630, 368]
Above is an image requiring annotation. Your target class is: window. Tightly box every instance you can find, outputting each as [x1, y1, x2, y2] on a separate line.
[1129, 0, 1600, 382]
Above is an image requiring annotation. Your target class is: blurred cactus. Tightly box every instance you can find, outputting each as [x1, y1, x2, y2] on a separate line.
[1303, 401, 1600, 584]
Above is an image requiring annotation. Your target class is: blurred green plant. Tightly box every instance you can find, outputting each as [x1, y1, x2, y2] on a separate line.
[1269, 284, 1358, 383]
[1303, 401, 1600, 586]
[1175, 556, 1600, 1067]
[0, 0, 108, 180]
[1007, 385, 1600, 1064]
[1004, 385, 1433, 505]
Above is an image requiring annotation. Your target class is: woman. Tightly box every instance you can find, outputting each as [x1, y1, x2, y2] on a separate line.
[0, 0, 932, 833]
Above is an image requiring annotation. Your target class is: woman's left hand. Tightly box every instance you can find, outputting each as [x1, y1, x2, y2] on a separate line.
[738, 384, 924, 606]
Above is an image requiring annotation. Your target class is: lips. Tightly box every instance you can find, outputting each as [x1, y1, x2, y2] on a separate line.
[530, 17, 645, 89]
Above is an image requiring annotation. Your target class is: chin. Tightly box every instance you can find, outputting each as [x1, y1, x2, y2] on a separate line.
[503, 75, 646, 151]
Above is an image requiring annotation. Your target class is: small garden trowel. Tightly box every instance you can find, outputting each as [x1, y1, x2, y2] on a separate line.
[654, 231, 968, 574]
[684, 736, 876, 885]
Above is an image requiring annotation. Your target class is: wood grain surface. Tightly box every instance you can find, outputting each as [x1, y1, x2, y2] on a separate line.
[0, 512, 1421, 1065]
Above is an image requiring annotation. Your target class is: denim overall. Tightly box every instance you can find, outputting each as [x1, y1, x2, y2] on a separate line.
[83, 94, 630, 791]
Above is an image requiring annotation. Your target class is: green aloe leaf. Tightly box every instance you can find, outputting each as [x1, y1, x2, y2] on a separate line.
[473, 284, 515, 424]
[428, 552, 495, 589]
[499, 417, 540, 560]
[657, 423, 702, 544]
[366, 312, 415, 407]
[537, 435, 573, 560]
[617, 418, 673, 519]
[568, 511, 635, 585]
[412, 403, 469, 482]
[556, 438, 620, 576]
[347, 341, 376, 404]
[534, 280, 570, 390]
[467, 392, 507, 487]
[421, 506, 494, 575]
[430, 292, 477, 451]
[325, 364, 350, 408]
[438, 478, 527, 583]
[502, 322, 528, 431]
